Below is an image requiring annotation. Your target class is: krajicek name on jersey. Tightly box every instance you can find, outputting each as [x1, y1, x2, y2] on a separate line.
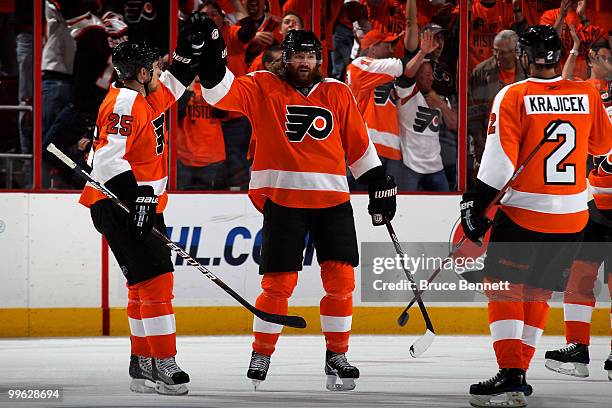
[524, 94, 590, 115]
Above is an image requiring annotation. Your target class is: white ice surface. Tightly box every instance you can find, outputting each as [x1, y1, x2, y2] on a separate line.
[0, 335, 610, 407]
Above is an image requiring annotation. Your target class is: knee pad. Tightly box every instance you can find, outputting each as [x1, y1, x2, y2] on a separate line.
[321, 261, 355, 298]
[261, 272, 298, 299]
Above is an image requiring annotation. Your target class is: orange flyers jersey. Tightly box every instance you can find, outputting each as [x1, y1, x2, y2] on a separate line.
[587, 78, 611, 107]
[478, 76, 612, 234]
[519, 0, 558, 25]
[79, 71, 185, 212]
[469, 0, 514, 74]
[201, 68, 382, 211]
[588, 106, 612, 210]
[224, 24, 249, 78]
[539, 10, 589, 79]
[177, 83, 225, 167]
[366, 0, 406, 34]
[346, 56, 403, 160]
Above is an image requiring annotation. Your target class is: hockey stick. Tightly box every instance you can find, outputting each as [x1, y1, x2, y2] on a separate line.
[397, 127, 554, 327]
[385, 220, 435, 357]
[47, 143, 307, 329]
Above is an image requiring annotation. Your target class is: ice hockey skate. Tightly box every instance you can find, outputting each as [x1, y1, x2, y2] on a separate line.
[604, 350, 612, 381]
[469, 368, 529, 408]
[247, 351, 270, 390]
[152, 356, 189, 395]
[544, 343, 590, 378]
[128, 355, 156, 393]
[324, 350, 359, 391]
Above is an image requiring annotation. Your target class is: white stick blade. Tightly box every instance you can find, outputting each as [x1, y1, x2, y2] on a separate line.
[409, 329, 435, 358]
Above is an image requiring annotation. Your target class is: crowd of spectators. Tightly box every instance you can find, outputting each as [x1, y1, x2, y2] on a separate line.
[0, 0, 610, 191]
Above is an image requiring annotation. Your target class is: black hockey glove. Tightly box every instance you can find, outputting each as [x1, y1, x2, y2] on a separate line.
[129, 185, 158, 239]
[368, 175, 397, 226]
[460, 180, 499, 243]
[198, 17, 228, 89]
[169, 12, 209, 86]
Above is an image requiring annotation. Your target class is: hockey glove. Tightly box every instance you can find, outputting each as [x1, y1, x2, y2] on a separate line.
[460, 190, 492, 243]
[198, 17, 228, 89]
[169, 12, 209, 86]
[129, 185, 158, 239]
[368, 175, 397, 226]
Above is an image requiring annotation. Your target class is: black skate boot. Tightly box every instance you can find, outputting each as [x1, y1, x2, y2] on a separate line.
[544, 343, 590, 377]
[129, 355, 155, 393]
[152, 356, 190, 395]
[469, 368, 528, 408]
[247, 351, 270, 390]
[325, 350, 360, 391]
[604, 350, 612, 381]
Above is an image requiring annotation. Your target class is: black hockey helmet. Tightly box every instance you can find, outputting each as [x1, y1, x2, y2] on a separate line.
[517, 25, 562, 66]
[282, 29, 322, 64]
[112, 40, 160, 82]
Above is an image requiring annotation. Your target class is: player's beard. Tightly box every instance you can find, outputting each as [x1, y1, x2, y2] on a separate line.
[285, 63, 322, 87]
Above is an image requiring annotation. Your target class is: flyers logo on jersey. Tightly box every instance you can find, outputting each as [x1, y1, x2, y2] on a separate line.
[414, 106, 440, 133]
[374, 83, 396, 106]
[285, 105, 334, 142]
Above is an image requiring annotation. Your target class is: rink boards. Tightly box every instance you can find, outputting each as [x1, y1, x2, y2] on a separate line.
[0, 193, 610, 337]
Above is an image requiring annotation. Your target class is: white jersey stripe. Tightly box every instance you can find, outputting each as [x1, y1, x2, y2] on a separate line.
[564, 303, 593, 323]
[320, 315, 352, 332]
[369, 128, 401, 150]
[201, 68, 235, 106]
[159, 70, 186, 101]
[490, 319, 524, 342]
[349, 140, 382, 179]
[250, 169, 349, 193]
[501, 188, 588, 214]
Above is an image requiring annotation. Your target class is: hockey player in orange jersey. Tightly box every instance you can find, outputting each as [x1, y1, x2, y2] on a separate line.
[198, 28, 397, 391]
[544, 107, 612, 380]
[459, 25, 612, 407]
[79, 13, 215, 396]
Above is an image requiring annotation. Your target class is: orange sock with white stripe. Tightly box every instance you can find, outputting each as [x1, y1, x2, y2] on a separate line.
[488, 300, 525, 369]
[320, 261, 354, 354]
[252, 272, 298, 356]
[128, 272, 176, 359]
[128, 287, 151, 357]
[522, 301, 550, 370]
[563, 260, 599, 346]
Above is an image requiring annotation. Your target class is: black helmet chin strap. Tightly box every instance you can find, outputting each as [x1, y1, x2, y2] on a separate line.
[135, 66, 154, 96]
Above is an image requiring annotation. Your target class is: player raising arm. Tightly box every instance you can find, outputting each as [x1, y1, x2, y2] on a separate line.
[78, 13, 213, 396]
[199, 28, 396, 391]
[459, 25, 612, 408]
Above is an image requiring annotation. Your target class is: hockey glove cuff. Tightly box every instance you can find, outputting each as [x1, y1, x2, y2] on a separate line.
[368, 175, 397, 226]
[199, 18, 228, 89]
[129, 185, 158, 239]
[460, 180, 499, 243]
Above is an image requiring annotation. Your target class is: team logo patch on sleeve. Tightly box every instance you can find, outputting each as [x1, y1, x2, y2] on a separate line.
[285, 105, 334, 142]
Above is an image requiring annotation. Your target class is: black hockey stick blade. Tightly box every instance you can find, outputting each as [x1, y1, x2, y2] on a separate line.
[397, 309, 409, 327]
[46, 143, 307, 329]
[253, 309, 306, 329]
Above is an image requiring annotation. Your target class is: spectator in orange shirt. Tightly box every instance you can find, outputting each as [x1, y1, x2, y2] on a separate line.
[177, 78, 227, 190]
[243, 0, 282, 66]
[517, 0, 560, 26]
[469, 0, 526, 75]
[247, 10, 303, 72]
[563, 25, 612, 107]
[539, 0, 605, 78]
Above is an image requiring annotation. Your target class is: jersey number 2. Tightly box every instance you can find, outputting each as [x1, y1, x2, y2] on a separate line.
[544, 120, 576, 185]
